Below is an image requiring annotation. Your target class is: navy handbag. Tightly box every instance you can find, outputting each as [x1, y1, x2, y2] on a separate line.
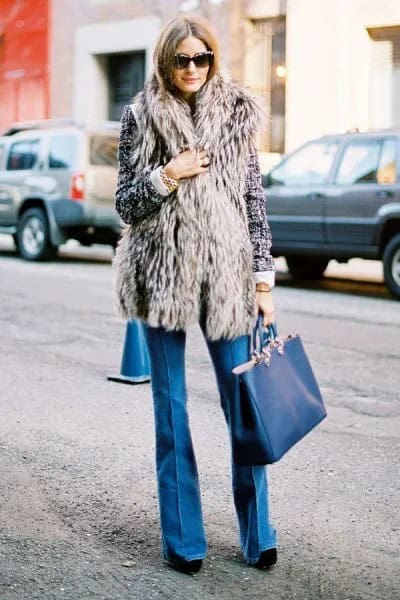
[231, 317, 327, 466]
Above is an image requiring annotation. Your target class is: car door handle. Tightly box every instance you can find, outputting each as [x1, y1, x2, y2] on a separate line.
[306, 193, 325, 200]
[376, 189, 394, 199]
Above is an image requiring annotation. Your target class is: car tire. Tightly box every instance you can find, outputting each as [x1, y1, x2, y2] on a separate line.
[111, 235, 120, 251]
[286, 256, 329, 280]
[17, 208, 58, 261]
[383, 234, 400, 299]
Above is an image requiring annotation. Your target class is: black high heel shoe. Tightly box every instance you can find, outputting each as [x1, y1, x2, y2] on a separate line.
[166, 558, 203, 574]
[253, 548, 278, 569]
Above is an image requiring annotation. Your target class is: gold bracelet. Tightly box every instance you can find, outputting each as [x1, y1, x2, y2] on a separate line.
[160, 167, 179, 193]
[256, 282, 272, 293]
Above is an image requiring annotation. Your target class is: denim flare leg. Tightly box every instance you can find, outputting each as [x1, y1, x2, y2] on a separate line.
[143, 320, 277, 564]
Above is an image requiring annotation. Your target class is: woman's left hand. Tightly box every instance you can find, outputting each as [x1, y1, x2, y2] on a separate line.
[255, 291, 275, 327]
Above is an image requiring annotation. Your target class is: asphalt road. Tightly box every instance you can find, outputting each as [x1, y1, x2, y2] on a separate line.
[0, 237, 399, 600]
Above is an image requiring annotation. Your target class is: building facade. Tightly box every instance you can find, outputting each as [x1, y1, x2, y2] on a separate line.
[285, 0, 400, 150]
[48, 0, 287, 155]
[236, 0, 400, 153]
[2, 0, 399, 160]
[49, 0, 155, 124]
[0, 0, 285, 156]
[49, 0, 243, 124]
[0, 0, 50, 131]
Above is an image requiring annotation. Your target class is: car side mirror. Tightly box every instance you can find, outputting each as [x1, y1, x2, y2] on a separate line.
[262, 173, 271, 188]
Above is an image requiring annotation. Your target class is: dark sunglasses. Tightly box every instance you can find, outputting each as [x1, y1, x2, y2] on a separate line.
[173, 51, 214, 70]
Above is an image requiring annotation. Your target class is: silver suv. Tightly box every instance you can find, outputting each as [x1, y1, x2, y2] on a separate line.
[0, 119, 122, 260]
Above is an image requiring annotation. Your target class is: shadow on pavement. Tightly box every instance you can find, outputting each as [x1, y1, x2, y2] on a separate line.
[276, 270, 393, 301]
[0, 244, 113, 266]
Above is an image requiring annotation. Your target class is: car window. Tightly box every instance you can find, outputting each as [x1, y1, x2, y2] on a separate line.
[49, 135, 78, 169]
[0, 144, 4, 169]
[89, 135, 118, 167]
[269, 141, 338, 186]
[336, 140, 381, 184]
[377, 138, 397, 184]
[6, 139, 40, 171]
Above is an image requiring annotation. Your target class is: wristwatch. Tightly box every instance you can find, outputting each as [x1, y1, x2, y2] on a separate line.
[255, 282, 272, 293]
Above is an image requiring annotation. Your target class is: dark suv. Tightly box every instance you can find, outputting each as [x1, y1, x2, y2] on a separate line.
[263, 131, 400, 298]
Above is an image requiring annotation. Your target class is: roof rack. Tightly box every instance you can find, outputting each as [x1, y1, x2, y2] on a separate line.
[1, 118, 120, 136]
[343, 127, 400, 135]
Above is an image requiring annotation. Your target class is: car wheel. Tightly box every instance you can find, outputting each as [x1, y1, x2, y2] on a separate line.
[286, 256, 329, 280]
[111, 236, 120, 251]
[383, 234, 400, 299]
[17, 208, 58, 261]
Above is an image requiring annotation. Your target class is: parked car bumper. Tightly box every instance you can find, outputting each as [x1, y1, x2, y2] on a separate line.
[50, 199, 121, 231]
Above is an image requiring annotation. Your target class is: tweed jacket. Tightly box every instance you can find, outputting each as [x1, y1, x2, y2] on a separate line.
[114, 74, 274, 340]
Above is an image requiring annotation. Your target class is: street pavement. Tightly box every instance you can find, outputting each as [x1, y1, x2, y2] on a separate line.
[0, 236, 399, 600]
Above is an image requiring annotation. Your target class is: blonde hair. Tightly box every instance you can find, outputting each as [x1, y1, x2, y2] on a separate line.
[153, 16, 220, 92]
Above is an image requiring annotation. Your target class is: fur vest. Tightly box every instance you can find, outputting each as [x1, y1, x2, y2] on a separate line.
[114, 73, 261, 340]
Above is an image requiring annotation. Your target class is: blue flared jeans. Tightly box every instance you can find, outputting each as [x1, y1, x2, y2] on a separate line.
[143, 319, 277, 564]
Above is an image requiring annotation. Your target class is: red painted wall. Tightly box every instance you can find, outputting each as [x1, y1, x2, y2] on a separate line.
[0, 0, 49, 131]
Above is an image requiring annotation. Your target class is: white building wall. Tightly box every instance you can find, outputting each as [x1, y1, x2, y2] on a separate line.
[73, 16, 161, 122]
[285, 0, 400, 151]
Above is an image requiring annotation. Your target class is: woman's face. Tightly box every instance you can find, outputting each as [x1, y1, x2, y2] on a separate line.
[172, 36, 211, 100]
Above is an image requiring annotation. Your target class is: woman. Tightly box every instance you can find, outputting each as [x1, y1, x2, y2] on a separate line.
[114, 16, 277, 574]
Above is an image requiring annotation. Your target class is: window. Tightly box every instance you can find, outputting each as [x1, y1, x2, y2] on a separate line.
[6, 140, 39, 170]
[269, 141, 338, 186]
[336, 140, 381, 184]
[0, 144, 4, 168]
[368, 27, 400, 129]
[90, 135, 118, 167]
[107, 52, 145, 121]
[49, 135, 78, 169]
[245, 17, 286, 153]
[377, 138, 397, 184]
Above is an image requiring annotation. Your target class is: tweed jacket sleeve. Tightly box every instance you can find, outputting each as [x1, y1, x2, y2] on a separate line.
[244, 151, 275, 274]
[115, 105, 167, 224]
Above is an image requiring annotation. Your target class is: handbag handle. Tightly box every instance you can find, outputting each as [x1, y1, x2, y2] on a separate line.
[252, 314, 278, 354]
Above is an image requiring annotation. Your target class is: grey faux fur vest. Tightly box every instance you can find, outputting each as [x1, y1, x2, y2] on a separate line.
[114, 73, 261, 340]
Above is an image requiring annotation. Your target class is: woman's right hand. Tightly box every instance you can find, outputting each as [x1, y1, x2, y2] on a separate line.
[163, 148, 210, 180]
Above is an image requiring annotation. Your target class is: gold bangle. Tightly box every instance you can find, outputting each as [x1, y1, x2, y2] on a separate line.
[160, 167, 179, 193]
[255, 282, 272, 293]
